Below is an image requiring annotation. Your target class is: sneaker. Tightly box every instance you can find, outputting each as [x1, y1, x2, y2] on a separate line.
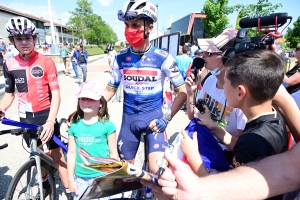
[35, 185, 51, 200]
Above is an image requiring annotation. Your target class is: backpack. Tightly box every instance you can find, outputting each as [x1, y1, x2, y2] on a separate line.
[60, 48, 67, 58]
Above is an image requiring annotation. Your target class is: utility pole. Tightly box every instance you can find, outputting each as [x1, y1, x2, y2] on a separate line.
[156, 2, 158, 39]
[58, 19, 64, 44]
[47, 0, 59, 54]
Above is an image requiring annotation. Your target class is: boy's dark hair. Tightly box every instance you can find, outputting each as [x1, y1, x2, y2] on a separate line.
[225, 49, 284, 102]
[182, 45, 191, 54]
[68, 96, 110, 123]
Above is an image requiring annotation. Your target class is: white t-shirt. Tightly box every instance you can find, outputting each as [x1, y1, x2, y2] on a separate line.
[195, 76, 247, 136]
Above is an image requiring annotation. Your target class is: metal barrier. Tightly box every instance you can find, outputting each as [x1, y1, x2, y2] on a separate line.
[112, 81, 123, 102]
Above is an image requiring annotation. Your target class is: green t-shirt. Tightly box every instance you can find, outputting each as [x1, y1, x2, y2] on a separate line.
[68, 119, 116, 178]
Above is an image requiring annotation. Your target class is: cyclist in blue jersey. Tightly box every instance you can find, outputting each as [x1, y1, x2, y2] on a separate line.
[104, 0, 186, 173]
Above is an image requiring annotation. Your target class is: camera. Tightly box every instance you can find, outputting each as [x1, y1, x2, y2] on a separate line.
[195, 99, 206, 114]
[234, 13, 292, 54]
[234, 28, 274, 54]
[191, 58, 205, 79]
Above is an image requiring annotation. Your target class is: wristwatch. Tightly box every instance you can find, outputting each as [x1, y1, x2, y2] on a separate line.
[46, 119, 56, 125]
[164, 113, 172, 122]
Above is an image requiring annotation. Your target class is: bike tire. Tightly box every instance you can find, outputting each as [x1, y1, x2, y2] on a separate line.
[5, 159, 56, 200]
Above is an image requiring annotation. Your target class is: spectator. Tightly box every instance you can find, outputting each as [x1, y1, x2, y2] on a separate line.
[194, 49, 203, 58]
[70, 44, 79, 79]
[175, 45, 193, 80]
[190, 40, 199, 58]
[107, 46, 116, 68]
[186, 28, 247, 140]
[0, 36, 6, 75]
[73, 44, 88, 85]
[5, 42, 19, 60]
[60, 42, 70, 76]
[283, 42, 300, 94]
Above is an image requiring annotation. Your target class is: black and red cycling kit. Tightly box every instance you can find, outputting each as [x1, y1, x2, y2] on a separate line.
[4, 51, 61, 149]
[4, 51, 59, 119]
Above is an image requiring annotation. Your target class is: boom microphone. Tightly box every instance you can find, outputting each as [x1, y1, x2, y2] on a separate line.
[239, 13, 289, 28]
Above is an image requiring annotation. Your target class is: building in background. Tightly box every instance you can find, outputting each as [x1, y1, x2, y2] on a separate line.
[0, 5, 79, 45]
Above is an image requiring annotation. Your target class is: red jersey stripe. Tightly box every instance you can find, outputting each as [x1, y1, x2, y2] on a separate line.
[123, 69, 158, 76]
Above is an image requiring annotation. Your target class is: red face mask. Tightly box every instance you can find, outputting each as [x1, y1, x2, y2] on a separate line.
[125, 28, 146, 47]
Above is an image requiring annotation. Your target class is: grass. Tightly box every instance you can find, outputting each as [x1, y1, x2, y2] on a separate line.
[86, 48, 105, 56]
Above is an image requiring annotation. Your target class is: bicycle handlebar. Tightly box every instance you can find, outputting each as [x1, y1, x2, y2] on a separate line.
[1, 117, 68, 153]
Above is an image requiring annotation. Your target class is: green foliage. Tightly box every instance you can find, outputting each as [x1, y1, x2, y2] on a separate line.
[201, 0, 242, 38]
[285, 16, 300, 48]
[67, 0, 118, 44]
[236, 0, 282, 37]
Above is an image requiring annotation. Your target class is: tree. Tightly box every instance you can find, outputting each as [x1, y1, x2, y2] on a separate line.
[67, 0, 118, 44]
[236, 0, 282, 37]
[201, 0, 241, 38]
[285, 16, 300, 48]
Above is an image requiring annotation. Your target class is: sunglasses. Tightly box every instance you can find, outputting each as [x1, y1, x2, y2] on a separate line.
[203, 52, 222, 57]
[118, 10, 141, 22]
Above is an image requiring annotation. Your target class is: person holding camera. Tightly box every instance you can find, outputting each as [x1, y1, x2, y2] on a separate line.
[283, 43, 300, 94]
[186, 28, 247, 141]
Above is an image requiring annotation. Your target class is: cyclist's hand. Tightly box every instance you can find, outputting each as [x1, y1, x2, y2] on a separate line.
[149, 117, 169, 133]
[180, 130, 198, 159]
[69, 180, 78, 194]
[141, 148, 200, 200]
[185, 74, 197, 94]
[40, 122, 54, 142]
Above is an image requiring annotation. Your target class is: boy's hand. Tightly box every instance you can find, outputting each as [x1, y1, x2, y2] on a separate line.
[40, 122, 54, 142]
[180, 130, 198, 159]
[196, 104, 217, 131]
[68, 180, 78, 194]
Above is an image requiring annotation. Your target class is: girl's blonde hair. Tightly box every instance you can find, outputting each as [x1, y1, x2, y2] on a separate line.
[68, 96, 110, 123]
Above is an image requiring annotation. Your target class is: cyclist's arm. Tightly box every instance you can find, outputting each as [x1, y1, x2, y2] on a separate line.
[0, 93, 15, 112]
[104, 57, 122, 102]
[163, 55, 187, 118]
[168, 86, 186, 118]
[273, 85, 300, 142]
[0, 62, 15, 112]
[107, 131, 119, 160]
[47, 89, 60, 122]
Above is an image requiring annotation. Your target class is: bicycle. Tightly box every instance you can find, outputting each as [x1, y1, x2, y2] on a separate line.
[1, 117, 67, 200]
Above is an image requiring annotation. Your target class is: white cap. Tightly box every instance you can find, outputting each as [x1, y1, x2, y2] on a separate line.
[76, 80, 104, 100]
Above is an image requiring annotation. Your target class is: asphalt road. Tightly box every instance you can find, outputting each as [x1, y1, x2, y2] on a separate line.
[0, 55, 189, 199]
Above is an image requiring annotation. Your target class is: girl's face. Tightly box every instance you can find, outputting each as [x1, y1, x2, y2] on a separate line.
[79, 98, 101, 114]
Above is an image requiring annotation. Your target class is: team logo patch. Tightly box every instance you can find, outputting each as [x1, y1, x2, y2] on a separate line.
[153, 144, 159, 149]
[126, 56, 132, 61]
[30, 65, 44, 78]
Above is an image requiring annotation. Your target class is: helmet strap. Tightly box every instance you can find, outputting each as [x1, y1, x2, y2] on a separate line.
[143, 20, 149, 40]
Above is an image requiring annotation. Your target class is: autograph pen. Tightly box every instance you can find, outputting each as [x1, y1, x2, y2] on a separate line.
[157, 144, 174, 179]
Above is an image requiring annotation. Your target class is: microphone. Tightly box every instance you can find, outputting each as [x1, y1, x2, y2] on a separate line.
[239, 13, 289, 28]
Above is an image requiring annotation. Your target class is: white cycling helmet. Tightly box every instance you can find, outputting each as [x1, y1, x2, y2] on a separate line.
[5, 17, 36, 37]
[118, 0, 157, 22]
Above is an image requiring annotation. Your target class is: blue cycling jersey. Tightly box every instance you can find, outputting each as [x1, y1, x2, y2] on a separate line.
[108, 46, 184, 115]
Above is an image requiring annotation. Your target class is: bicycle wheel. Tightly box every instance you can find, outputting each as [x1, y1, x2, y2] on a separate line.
[6, 159, 56, 200]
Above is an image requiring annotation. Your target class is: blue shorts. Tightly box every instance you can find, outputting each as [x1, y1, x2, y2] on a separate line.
[117, 109, 168, 160]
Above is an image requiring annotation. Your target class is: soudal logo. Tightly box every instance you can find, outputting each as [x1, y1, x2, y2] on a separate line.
[126, 56, 132, 61]
[123, 70, 158, 82]
[30, 66, 44, 78]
